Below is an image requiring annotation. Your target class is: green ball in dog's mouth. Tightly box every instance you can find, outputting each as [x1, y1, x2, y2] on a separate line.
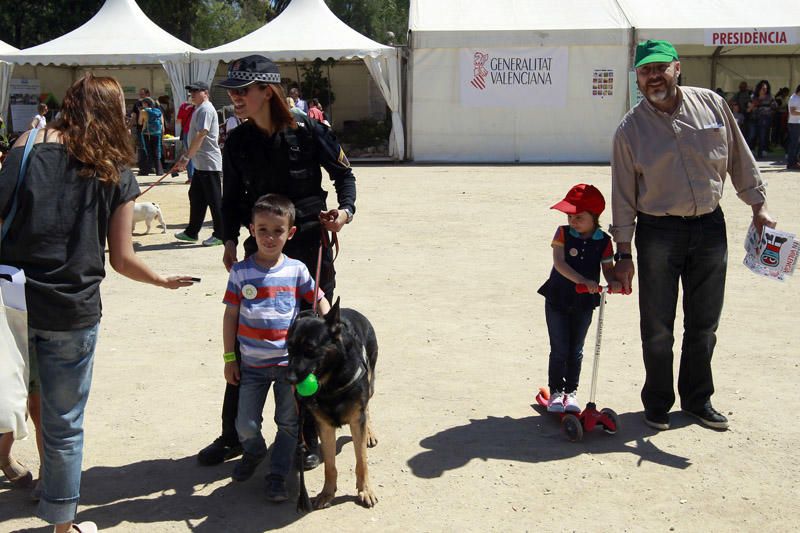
[296, 373, 319, 397]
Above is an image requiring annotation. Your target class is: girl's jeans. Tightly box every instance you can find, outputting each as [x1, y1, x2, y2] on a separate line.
[545, 301, 593, 394]
[30, 323, 99, 525]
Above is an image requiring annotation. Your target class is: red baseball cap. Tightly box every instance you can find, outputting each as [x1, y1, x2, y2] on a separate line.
[550, 184, 606, 215]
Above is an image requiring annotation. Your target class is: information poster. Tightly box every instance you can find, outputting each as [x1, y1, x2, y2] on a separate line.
[460, 47, 569, 108]
[592, 69, 614, 98]
[9, 78, 40, 133]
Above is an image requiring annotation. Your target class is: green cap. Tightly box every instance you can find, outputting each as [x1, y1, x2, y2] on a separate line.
[634, 40, 679, 68]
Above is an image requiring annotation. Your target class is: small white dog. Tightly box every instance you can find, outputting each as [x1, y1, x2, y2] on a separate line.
[132, 202, 167, 234]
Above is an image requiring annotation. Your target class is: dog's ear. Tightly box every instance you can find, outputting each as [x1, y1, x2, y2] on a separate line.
[325, 297, 342, 338]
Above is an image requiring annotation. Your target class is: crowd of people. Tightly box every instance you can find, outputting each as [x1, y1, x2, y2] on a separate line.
[724, 80, 800, 169]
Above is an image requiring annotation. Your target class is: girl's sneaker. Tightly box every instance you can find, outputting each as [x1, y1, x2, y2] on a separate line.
[564, 390, 581, 413]
[547, 390, 565, 413]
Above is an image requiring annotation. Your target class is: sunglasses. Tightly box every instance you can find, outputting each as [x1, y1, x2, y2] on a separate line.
[227, 84, 267, 97]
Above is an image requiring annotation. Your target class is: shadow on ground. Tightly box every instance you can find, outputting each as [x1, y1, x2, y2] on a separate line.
[1, 435, 359, 532]
[407, 408, 693, 479]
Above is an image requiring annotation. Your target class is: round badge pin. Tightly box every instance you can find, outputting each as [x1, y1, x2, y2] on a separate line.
[569, 248, 578, 257]
[242, 284, 258, 300]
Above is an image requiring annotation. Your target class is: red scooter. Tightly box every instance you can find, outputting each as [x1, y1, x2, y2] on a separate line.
[535, 284, 627, 441]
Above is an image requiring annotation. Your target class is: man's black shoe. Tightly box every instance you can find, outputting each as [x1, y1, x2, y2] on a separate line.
[643, 410, 670, 431]
[303, 448, 321, 471]
[265, 474, 289, 502]
[197, 437, 243, 466]
[232, 453, 265, 481]
[683, 405, 729, 430]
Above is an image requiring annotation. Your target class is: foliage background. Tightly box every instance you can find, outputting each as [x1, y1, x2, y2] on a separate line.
[0, 0, 408, 50]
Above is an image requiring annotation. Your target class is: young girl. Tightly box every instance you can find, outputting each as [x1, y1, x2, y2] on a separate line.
[537, 184, 620, 413]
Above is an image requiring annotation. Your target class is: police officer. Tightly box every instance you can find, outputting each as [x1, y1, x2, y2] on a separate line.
[196, 55, 356, 471]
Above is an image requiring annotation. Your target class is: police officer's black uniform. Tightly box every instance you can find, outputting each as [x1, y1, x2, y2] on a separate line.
[207, 114, 356, 465]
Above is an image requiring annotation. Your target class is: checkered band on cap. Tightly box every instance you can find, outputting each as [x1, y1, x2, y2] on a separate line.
[228, 70, 281, 84]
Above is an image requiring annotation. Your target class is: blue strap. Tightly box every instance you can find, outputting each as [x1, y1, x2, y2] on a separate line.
[1, 130, 38, 241]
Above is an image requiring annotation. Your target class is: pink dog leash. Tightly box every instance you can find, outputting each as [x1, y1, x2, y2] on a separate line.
[137, 171, 173, 198]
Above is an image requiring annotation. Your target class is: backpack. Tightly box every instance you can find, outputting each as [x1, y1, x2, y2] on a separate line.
[144, 107, 163, 135]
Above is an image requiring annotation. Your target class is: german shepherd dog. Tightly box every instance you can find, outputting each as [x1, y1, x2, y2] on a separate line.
[286, 298, 378, 508]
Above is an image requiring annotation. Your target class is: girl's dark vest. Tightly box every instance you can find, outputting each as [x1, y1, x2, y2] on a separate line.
[537, 226, 610, 311]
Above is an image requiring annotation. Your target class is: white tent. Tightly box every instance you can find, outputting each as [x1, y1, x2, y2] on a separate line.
[0, 0, 199, 111]
[619, 0, 800, 90]
[408, 0, 632, 162]
[197, 0, 404, 159]
[0, 40, 18, 123]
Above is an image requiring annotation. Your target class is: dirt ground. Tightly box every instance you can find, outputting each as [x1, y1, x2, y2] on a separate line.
[1, 162, 799, 532]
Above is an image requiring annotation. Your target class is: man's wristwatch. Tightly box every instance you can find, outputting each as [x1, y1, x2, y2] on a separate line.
[343, 208, 354, 224]
[614, 252, 633, 261]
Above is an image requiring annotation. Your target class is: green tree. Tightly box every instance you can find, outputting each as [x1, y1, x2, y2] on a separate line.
[0, 0, 104, 48]
[325, 0, 408, 45]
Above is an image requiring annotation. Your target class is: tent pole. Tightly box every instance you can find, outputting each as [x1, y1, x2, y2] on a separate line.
[327, 62, 333, 126]
[710, 46, 722, 90]
[294, 60, 301, 88]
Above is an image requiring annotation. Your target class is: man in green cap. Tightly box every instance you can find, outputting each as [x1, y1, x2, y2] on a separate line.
[610, 39, 776, 432]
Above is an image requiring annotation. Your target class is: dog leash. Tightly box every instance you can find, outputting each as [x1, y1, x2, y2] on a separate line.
[312, 217, 340, 314]
[136, 170, 173, 198]
[294, 400, 313, 513]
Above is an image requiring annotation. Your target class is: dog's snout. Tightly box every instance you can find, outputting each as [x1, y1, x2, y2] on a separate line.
[286, 370, 299, 384]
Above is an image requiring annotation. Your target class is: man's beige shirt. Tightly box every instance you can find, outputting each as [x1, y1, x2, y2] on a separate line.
[610, 86, 766, 243]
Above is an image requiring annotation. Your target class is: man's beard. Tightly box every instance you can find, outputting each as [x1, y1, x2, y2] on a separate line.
[647, 88, 669, 102]
[639, 79, 675, 105]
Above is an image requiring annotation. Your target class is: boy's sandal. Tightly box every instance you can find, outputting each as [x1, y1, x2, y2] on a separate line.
[0, 455, 34, 488]
[72, 522, 98, 533]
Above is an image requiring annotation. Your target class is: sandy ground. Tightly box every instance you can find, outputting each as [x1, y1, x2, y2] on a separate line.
[1, 162, 799, 532]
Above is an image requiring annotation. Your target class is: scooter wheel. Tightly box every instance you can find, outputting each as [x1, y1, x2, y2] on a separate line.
[601, 408, 619, 434]
[561, 414, 583, 442]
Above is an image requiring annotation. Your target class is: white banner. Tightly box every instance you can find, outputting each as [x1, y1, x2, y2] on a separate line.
[460, 48, 569, 108]
[705, 28, 798, 47]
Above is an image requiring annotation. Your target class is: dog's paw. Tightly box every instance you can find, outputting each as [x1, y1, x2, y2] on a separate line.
[357, 486, 378, 508]
[366, 430, 378, 448]
[313, 490, 335, 509]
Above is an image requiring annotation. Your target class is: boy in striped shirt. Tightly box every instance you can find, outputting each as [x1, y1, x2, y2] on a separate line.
[222, 194, 330, 501]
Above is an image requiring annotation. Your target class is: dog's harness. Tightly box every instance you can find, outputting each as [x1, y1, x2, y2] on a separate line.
[324, 345, 368, 396]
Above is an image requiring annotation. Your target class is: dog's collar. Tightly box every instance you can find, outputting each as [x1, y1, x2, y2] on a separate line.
[324, 345, 368, 396]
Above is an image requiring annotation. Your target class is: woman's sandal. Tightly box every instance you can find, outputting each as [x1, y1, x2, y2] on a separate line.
[72, 522, 98, 533]
[0, 455, 34, 488]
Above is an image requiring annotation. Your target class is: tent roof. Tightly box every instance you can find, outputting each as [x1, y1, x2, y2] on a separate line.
[1, 0, 198, 66]
[409, 0, 631, 47]
[0, 40, 18, 54]
[620, 0, 800, 55]
[198, 0, 392, 62]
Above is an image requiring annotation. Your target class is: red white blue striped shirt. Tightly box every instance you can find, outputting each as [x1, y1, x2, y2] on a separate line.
[223, 255, 322, 367]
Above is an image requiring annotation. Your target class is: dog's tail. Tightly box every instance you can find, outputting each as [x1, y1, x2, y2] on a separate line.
[296, 402, 313, 513]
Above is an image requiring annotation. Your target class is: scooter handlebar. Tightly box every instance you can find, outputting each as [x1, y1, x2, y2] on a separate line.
[575, 284, 631, 295]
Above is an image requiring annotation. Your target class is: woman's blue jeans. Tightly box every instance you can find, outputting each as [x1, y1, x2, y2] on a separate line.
[235, 365, 297, 479]
[635, 209, 727, 414]
[756, 113, 772, 156]
[30, 323, 99, 525]
[545, 301, 593, 393]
